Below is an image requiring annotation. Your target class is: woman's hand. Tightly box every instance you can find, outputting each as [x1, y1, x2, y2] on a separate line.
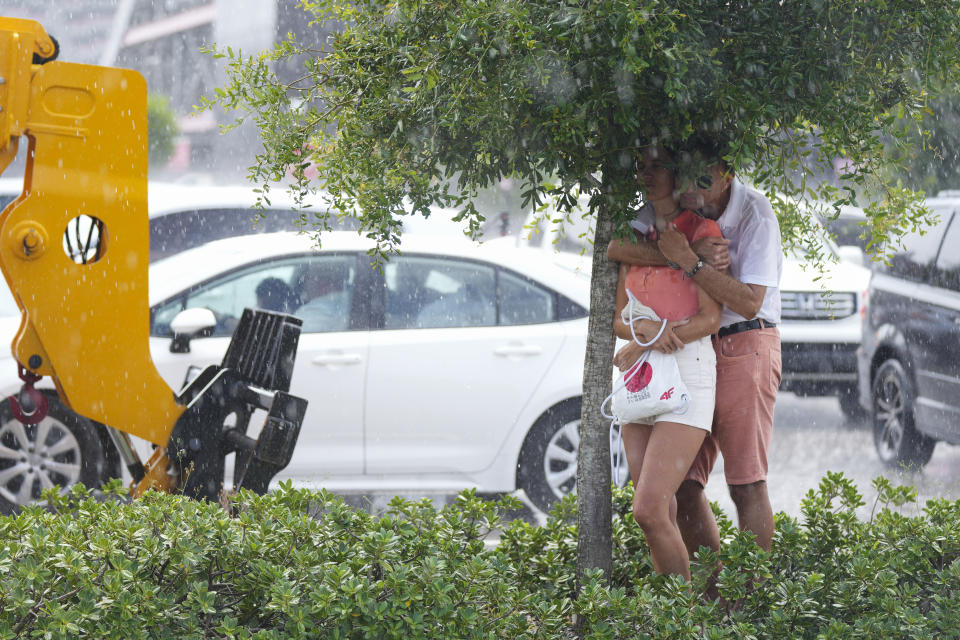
[650, 320, 688, 354]
[613, 341, 644, 371]
[627, 318, 662, 343]
[628, 318, 688, 351]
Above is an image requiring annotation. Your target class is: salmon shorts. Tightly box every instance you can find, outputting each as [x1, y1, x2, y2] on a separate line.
[685, 327, 781, 487]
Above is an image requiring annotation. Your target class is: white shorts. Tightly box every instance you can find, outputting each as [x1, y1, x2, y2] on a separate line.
[623, 336, 717, 432]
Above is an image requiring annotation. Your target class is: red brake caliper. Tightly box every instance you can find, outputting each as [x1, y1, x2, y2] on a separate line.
[9, 364, 48, 425]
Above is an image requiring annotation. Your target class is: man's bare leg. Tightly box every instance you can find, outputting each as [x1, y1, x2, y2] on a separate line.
[729, 480, 774, 551]
[675, 479, 721, 557]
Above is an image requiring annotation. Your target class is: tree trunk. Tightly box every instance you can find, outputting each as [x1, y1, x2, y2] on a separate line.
[575, 196, 619, 588]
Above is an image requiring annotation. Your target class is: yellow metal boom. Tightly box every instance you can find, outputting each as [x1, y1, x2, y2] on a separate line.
[0, 18, 307, 504]
[0, 17, 182, 446]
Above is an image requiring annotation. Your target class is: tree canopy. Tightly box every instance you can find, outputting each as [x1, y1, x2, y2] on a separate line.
[203, 0, 960, 584]
[205, 0, 960, 259]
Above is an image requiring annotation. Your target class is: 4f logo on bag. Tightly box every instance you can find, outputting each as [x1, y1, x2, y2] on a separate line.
[659, 387, 675, 401]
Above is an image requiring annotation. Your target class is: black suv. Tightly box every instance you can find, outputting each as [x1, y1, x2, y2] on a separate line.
[858, 194, 960, 467]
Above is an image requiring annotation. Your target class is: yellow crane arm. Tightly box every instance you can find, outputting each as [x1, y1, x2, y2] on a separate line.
[0, 17, 182, 446]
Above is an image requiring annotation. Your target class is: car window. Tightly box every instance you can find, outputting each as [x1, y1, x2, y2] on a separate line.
[151, 255, 356, 336]
[152, 260, 302, 337]
[881, 207, 953, 282]
[290, 256, 356, 333]
[932, 213, 960, 292]
[499, 270, 554, 325]
[384, 256, 496, 329]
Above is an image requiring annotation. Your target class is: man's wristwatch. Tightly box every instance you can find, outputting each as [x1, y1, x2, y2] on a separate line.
[684, 258, 704, 278]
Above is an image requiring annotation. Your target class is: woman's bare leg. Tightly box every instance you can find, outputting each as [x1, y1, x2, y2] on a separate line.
[632, 421, 707, 579]
[622, 422, 681, 540]
[620, 422, 652, 488]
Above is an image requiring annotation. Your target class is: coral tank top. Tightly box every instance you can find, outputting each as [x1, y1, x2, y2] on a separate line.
[624, 210, 722, 321]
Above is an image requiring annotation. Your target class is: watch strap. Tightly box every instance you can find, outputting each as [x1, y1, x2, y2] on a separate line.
[684, 258, 704, 278]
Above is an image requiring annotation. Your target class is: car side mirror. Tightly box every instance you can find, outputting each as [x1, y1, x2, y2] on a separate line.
[169, 308, 216, 353]
[837, 245, 866, 267]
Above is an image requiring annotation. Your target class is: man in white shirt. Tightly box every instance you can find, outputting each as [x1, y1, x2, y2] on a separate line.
[608, 148, 782, 558]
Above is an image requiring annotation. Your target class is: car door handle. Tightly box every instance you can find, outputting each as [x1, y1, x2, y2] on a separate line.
[493, 343, 543, 357]
[312, 353, 362, 366]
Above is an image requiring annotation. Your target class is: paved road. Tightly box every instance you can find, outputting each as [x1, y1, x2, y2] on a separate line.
[703, 392, 960, 522]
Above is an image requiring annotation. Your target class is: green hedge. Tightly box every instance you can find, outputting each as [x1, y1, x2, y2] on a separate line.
[2, 473, 960, 639]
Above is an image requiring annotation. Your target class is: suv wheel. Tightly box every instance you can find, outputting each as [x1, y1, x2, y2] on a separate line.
[517, 400, 629, 514]
[0, 392, 114, 514]
[872, 359, 935, 468]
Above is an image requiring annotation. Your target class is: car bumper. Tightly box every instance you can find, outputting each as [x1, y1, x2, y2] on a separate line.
[780, 342, 859, 396]
[856, 331, 877, 411]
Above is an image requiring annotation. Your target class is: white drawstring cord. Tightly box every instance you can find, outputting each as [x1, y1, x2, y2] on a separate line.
[604, 291, 665, 487]
[610, 422, 626, 488]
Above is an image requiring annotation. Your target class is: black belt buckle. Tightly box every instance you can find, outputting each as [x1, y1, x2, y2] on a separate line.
[717, 318, 776, 339]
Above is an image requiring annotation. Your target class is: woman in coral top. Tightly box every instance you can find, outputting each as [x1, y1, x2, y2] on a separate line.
[612, 147, 723, 580]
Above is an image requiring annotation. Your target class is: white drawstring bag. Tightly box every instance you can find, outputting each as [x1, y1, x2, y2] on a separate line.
[602, 291, 691, 487]
[603, 291, 689, 425]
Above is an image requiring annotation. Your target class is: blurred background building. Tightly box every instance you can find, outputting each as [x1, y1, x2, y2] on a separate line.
[0, 0, 333, 182]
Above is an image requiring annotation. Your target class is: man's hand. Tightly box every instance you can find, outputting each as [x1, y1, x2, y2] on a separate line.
[657, 226, 699, 271]
[692, 236, 731, 271]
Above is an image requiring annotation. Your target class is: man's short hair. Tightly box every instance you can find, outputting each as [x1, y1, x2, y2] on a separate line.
[684, 133, 733, 173]
[256, 277, 296, 312]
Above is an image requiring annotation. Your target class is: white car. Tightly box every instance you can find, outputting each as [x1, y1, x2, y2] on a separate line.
[778, 242, 871, 418]
[0, 231, 593, 513]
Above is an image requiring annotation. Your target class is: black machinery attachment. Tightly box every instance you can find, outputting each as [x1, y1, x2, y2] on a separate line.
[166, 309, 308, 501]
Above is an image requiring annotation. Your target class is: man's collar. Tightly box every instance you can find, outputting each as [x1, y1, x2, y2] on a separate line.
[712, 177, 744, 229]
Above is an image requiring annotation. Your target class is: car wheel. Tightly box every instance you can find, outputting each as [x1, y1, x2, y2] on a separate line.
[517, 399, 629, 514]
[872, 359, 935, 469]
[0, 392, 114, 514]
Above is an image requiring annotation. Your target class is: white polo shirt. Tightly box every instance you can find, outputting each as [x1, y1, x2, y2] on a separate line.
[714, 179, 782, 327]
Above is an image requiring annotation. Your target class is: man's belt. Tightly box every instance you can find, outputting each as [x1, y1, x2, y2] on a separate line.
[717, 318, 777, 339]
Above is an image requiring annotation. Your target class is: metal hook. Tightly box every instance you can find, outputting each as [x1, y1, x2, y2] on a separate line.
[8, 363, 48, 425]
